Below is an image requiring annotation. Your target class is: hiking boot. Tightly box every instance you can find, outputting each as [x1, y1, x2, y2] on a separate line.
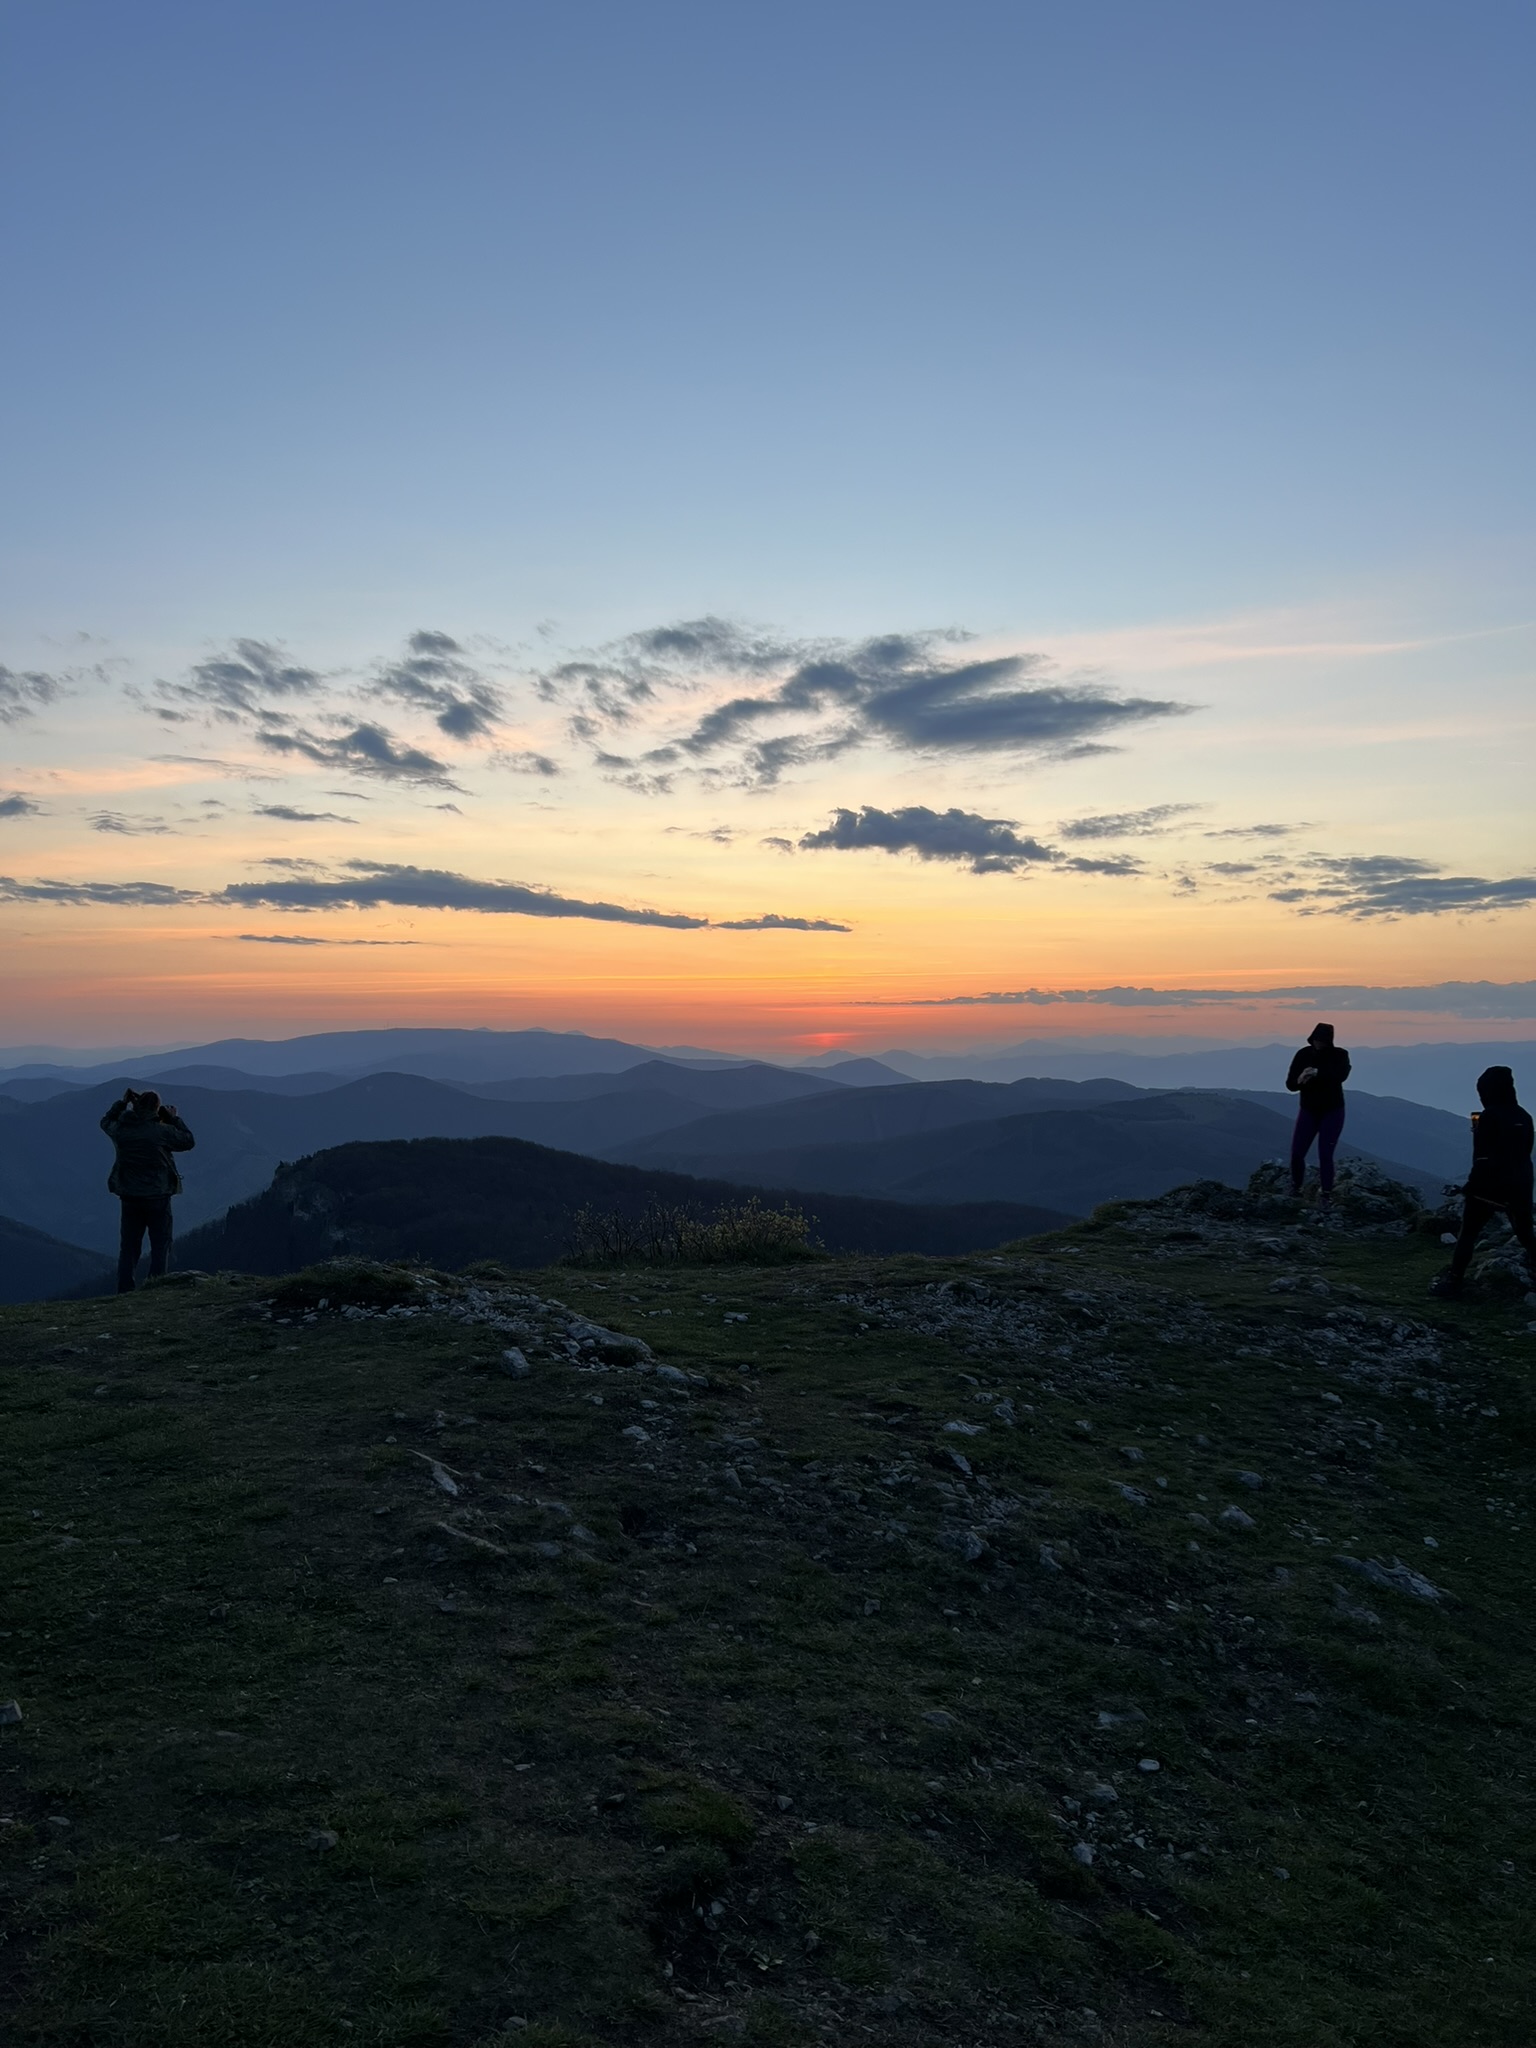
[1427, 1271, 1464, 1300]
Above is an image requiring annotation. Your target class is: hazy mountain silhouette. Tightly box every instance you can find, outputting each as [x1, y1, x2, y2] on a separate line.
[613, 1090, 1442, 1212]
[0, 1213, 111, 1303]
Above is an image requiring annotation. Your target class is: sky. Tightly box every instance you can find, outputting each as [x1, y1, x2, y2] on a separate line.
[1, 0, 1533, 1058]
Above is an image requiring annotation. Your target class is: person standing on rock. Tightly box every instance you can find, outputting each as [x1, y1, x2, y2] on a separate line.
[1430, 1065, 1536, 1299]
[100, 1087, 196, 1292]
[1285, 1021, 1351, 1204]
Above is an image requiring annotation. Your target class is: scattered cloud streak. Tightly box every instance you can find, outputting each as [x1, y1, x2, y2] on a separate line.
[887, 980, 1536, 1019]
[544, 618, 1190, 788]
[257, 723, 462, 789]
[0, 665, 67, 724]
[370, 630, 504, 740]
[713, 912, 852, 931]
[253, 805, 358, 824]
[0, 859, 849, 935]
[0, 793, 43, 819]
[90, 812, 175, 836]
[155, 639, 322, 723]
[797, 804, 1143, 878]
[1267, 855, 1536, 919]
[233, 933, 420, 947]
[1059, 804, 1202, 839]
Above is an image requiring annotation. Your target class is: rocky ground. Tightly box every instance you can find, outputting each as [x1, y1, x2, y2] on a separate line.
[2, 1171, 1534, 2047]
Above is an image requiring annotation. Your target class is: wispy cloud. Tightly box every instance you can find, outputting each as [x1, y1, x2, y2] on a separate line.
[1205, 822, 1303, 840]
[0, 859, 850, 934]
[0, 793, 43, 819]
[1268, 856, 1536, 919]
[253, 804, 358, 824]
[797, 804, 1143, 879]
[882, 980, 1536, 1019]
[257, 723, 463, 789]
[486, 750, 561, 777]
[155, 639, 322, 723]
[543, 618, 1191, 788]
[89, 812, 176, 836]
[713, 912, 852, 931]
[0, 665, 67, 725]
[370, 630, 505, 740]
[1059, 804, 1203, 840]
[233, 933, 421, 947]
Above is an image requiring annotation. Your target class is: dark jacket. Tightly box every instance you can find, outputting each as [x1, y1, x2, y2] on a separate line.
[100, 1099, 196, 1199]
[1466, 1068, 1534, 1203]
[1286, 1041, 1351, 1116]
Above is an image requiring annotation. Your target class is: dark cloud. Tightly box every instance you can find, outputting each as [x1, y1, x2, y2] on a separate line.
[0, 875, 197, 907]
[486, 750, 561, 778]
[713, 912, 851, 932]
[0, 793, 43, 819]
[253, 804, 358, 824]
[796, 804, 1142, 880]
[890, 980, 1536, 1019]
[90, 812, 175, 836]
[0, 666, 66, 724]
[799, 805, 1057, 875]
[1205, 822, 1303, 839]
[1269, 856, 1536, 919]
[257, 722, 463, 789]
[233, 933, 420, 947]
[545, 620, 1189, 788]
[1059, 804, 1202, 839]
[371, 630, 505, 740]
[217, 861, 710, 928]
[761, 836, 795, 853]
[156, 639, 322, 723]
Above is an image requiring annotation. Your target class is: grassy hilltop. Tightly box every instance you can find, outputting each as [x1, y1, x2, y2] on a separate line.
[2, 1180, 1534, 2047]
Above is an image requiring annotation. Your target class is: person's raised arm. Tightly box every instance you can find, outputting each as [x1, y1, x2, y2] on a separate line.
[1285, 1051, 1310, 1093]
[159, 1105, 195, 1151]
[100, 1093, 130, 1132]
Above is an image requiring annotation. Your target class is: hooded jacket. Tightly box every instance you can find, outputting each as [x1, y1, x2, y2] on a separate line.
[1285, 1025, 1351, 1116]
[100, 1098, 196, 1199]
[1465, 1067, 1534, 1203]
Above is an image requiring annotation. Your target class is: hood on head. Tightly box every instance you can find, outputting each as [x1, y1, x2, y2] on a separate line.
[1477, 1065, 1518, 1109]
[1307, 1022, 1335, 1048]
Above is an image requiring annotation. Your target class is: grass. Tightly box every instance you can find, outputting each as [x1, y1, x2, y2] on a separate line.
[1, 1206, 1534, 2045]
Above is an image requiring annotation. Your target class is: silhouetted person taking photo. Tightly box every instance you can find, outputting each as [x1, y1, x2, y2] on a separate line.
[100, 1087, 196, 1292]
[1430, 1065, 1535, 1299]
[1286, 1021, 1350, 1205]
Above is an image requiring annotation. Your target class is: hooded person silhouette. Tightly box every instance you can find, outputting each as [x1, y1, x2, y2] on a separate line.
[1430, 1065, 1536, 1298]
[1285, 1021, 1351, 1202]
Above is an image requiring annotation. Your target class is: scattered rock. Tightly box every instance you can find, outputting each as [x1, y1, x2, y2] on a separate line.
[1236, 1470, 1265, 1489]
[622, 1426, 651, 1445]
[305, 1829, 339, 1852]
[0, 1701, 20, 1727]
[500, 1348, 531, 1377]
[921, 1710, 957, 1729]
[1137, 1758, 1161, 1773]
[1335, 1555, 1444, 1603]
[1072, 1841, 1096, 1865]
[942, 1420, 984, 1436]
[1219, 1506, 1257, 1532]
[1119, 1446, 1145, 1463]
[1115, 1485, 1149, 1507]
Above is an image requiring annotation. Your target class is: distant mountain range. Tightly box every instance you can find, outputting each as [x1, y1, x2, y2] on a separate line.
[175, 1138, 1070, 1276]
[607, 1087, 1443, 1212]
[3, 1023, 1527, 1113]
[0, 1050, 1461, 1274]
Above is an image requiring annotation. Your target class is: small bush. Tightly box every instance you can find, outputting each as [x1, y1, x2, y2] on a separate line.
[565, 1196, 820, 1267]
[272, 1259, 427, 1311]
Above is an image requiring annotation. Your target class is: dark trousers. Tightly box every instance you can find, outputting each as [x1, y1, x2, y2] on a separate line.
[1449, 1192, 1536, 1282]
[1291, 1105, 1345, 1194]
[118, 1196, 173, 1292]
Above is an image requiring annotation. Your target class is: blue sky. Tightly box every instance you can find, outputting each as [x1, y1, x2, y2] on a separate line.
[1, 1, 1533, 1052]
